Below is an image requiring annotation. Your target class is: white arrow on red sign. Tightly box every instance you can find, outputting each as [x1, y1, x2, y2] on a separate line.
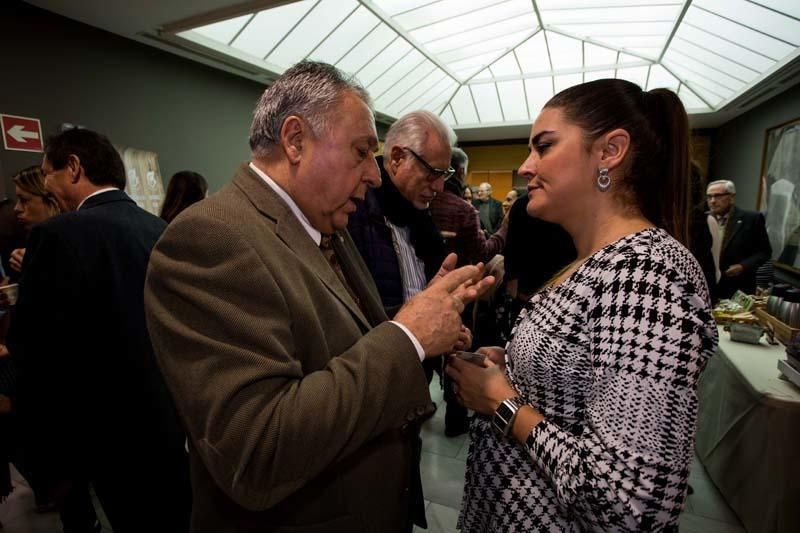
[7, 124, 40, 143]
[1, 114, 44, 152]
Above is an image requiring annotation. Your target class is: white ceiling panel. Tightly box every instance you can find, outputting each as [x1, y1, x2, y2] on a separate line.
[451, 85, 480, 124]
[355, 39, 414, 87]
[387, 70, 450, 116]
[471, 83, 504, 123]
[367, 50, 425, 98]
[546, 32, 583, 70]
[676, 24, 775, 72]
[678, 84, 710, 110]
[584, 69, 617, 82]
[441, 105, 457, 125]
[191, 14, 251, 45]
[696, 0, 800, 45]
[663, 49, 745, 91]
[375, 61, 439, 108]
[554, 73, 584, 93]
[416, 1, 535, 46]
[337, 24, 397, 74]
[497, 80, 529, 121]
[267, 1, 356, 68]
[684, 5, 795, 60]
[646, 64, 680, 91]
[538, 0, 682, 6]
[584, 42, 619, 66]
[228, 2, 315, 59]
[541, 4, 682, 24]
[616, 65, 650, 88]
[489, 52, 522, 77]
[307, 6, 378, 66]
[525, 77, 554, 117]
[174, 0, 800, 131]
[515, 32, 551, 73]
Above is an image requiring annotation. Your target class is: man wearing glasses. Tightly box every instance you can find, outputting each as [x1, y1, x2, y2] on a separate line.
[349, 110, 458, 321]
[348, 111, 471, 526]
[706, 179, 771, 299]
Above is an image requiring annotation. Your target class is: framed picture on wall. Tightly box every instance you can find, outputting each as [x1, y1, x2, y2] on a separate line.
[758, 117, 800, 270]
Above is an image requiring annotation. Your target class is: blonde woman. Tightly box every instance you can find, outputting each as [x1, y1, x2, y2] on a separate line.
[11, 166, 61, 272]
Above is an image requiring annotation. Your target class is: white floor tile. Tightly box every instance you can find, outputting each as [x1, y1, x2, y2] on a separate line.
[421, 415, 467, 459]
[420, 452, 466, 510]
[424, 502, 460, 533]
[679, 511, 745, 533]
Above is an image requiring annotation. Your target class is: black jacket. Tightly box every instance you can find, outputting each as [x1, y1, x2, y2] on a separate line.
[348, 157, 445, 316]
[8, 190, 190, 521]
[716, 206, 771, 298]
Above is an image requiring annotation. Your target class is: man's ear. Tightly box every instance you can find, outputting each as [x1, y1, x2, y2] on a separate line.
[280, 115, 306, 165]
[66, 154, 82, 184]
[598, 128, 630, 172]
[389, 145, 405, 171]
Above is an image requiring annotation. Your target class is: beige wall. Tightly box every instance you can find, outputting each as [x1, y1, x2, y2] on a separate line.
[463, 143, 528, 200]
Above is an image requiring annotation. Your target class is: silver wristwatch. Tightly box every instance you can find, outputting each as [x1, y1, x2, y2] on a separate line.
[492, 397, 523, 437]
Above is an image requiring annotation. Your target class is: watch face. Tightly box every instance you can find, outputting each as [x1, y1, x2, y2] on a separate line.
[493, 398, 520, 436]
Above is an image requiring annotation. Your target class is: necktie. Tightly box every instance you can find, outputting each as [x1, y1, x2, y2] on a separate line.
[320, 234, 363, 312]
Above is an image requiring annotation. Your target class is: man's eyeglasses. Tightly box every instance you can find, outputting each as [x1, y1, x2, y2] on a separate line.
[707, 193, 732, 200]
[404, 147, 455, 181]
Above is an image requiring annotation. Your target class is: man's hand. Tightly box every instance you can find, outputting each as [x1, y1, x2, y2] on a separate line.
[396, 265, 494, 356]
[725, 264, 744, 277]
[427, 253, 459, 287]
[10, 248, 25, 272]
[428, 253, 496, 302]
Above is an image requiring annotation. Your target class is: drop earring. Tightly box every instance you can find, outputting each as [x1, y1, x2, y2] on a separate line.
[596, 168, 611, 192]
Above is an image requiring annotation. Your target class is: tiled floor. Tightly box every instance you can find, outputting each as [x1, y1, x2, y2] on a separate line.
[0, 468, 112, 533]
[415, 382, 746, 533]
[0, 382, 746, 532]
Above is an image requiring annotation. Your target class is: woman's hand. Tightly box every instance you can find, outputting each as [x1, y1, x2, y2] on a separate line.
[453, 326, 473, 351]
[10, 248, 25, 272]
[477, 346, 506, 370]
[445, 354, 517, 416]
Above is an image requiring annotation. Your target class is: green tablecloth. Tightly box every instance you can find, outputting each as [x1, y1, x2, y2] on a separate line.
[696, 327, 800, 533]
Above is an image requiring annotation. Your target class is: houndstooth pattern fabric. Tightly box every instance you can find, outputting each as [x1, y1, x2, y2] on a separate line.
[458, 228, 718, 532]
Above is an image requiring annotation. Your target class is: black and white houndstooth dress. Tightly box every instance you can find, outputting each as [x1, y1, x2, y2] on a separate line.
[458, 228, 718, 532]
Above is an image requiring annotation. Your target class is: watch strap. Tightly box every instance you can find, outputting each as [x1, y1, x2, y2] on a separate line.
[492, 397, 522, 437]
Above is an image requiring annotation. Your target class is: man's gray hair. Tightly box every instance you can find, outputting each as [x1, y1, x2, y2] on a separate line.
[249, 61, 372, 158]
[479, 182, 492, 192]
[451, 147, 468, 175]
[707, 179, 736, 194]
[384, 110, 457, 155]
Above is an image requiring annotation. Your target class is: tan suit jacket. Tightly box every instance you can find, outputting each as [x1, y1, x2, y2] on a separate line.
[145, 164, 434, 532]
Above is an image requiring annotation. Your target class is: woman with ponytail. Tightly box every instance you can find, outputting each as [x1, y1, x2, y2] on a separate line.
[447, 79, 718, 532]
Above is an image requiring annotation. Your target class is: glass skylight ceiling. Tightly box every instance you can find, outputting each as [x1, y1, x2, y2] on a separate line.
[176, 0, 800, 129]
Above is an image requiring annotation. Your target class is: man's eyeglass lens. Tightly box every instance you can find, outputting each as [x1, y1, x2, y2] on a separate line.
[404, 148, 454, 181]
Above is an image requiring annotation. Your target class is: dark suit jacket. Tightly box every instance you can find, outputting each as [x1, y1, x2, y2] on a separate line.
[9, 190, 190, 508]
[145, 164, 434, 533]
[348, 157, 445, 316]
[717, 206, 772, 298]
[473, 197, 503, 234]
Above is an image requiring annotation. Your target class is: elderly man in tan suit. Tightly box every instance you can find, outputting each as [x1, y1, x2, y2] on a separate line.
[144, 61, 489, 532]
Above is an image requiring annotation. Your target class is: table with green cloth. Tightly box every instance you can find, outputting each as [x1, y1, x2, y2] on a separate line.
[695, 326, 800, 533]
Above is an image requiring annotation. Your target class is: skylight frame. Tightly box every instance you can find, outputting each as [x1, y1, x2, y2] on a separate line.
[170, 0, 800, 129]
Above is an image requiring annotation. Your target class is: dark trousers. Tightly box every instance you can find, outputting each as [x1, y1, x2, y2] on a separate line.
[89, 451, 191, 533]
[60, 480, 99, 533]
